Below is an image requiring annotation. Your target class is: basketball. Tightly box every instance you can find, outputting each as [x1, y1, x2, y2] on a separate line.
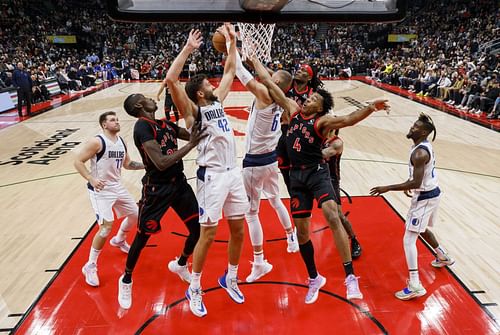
[212, 31, 227, 53]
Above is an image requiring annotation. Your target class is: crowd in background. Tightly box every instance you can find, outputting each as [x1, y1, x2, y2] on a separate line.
[0, 0, 498, 117]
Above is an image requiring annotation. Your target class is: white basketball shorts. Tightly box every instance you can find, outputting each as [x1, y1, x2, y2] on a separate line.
[405, 194, 440, 233]
[243, 163, 280, 212]
[87, 183, 137, 224]
[197, 167, 249, 225]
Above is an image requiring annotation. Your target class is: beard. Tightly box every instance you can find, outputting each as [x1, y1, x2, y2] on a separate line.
[406, 132, 412, 139]
[207, 92, 218, 102]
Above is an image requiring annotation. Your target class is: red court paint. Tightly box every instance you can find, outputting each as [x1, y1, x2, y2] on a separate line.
[14, 197, 499, 334]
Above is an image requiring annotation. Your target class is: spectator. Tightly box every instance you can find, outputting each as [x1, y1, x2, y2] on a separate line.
[12, 62, 32, 117]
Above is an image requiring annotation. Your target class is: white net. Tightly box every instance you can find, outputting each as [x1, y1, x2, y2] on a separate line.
[236, 22, 276, 63]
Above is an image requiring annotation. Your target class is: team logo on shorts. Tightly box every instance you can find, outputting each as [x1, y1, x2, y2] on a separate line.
[411, 218, 419, 226]
[199, 207, 205, 216]
[145, 220, 159, 231]
[291, 197, 300, 209]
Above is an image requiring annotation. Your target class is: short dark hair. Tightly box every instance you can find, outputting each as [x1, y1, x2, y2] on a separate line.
[317, 88, 334, 115]
[123, 94, 143, 118]
[99, 111, 116, 127]
[418, 113, 437, 141]
[185, 74, 208, 103]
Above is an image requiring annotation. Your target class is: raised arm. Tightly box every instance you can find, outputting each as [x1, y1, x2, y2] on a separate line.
[165, 29, 202, 127]
[213, 23, 237, 103]
[252, 56, 298, 117]
[317, 99, 389, 137]
[156, 80, 166, 101]
[234, 51, 272, 106]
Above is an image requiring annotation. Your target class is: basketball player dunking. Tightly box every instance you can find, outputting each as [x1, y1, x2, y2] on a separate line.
[74, 111, 144, 287]
[253, 56, 389, 303]
[166, 24, 248, 317]
[234, 50, 299, 284]
[370, 113, 454, 300]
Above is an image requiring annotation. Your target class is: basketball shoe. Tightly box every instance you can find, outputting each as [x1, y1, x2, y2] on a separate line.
[168, 257, 191, 283]
[305, 274, 326, 304]
[118, 275, 132, 309]
[395, 280, 426, 300]
[82, 262, 99, 287]
[431, 255, 455, 268]
[218, 271, 245, 304]
[186, 287, 207, 317]
[246, 260, 273, 283]
[345, 274, 363, 300]
[109, 236, 130, 254]
[287, 227, 299, 253]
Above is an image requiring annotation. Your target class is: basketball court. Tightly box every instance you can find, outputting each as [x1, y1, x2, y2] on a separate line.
[1, 79, 499, 334]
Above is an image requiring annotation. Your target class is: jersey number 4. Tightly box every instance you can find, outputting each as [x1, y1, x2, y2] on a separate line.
[293, 138, 301, 152]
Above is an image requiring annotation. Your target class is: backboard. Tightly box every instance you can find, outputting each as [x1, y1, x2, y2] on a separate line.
[108, 0, 407, 23]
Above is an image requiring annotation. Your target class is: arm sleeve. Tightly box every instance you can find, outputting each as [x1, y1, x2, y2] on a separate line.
[235, 51, 254, 86]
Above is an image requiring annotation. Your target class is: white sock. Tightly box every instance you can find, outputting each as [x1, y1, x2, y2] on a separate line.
[409, 269, 420, 287]
[228, 263, 238, 279]
[88, 247, 101, 264]
[191, 272, 202, 290]
[253, 251, 264, 265]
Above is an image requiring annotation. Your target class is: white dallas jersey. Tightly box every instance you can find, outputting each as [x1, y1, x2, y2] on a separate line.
[196, 101, 237, 169]
[90, 134, 126, 185]
[245, 101, 283, 154]
[409, 140, 438, 192]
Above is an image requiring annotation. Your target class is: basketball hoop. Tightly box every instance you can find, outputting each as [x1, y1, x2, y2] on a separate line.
[236, 22, 275, 63]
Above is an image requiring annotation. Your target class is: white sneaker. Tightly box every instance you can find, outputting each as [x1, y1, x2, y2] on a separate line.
[431, 255, 455, 268]
[245, 260, 273, 283]
[118, 275, 132, 309]
[168, 257, 191, 283]
[186, 287, 207, 317]
[82, 263, 99, 287]
[305, 274, 326, 304]
[395, 280, 426, 300]
[218, 272, 245, 304]
[287, 228, 299, 253]
[345, 274, 363, 300]
[109, 236, 130, 254]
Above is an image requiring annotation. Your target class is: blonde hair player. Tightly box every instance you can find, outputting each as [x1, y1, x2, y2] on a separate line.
[74, 111, 144, 287]
[370, 113, 455, 300]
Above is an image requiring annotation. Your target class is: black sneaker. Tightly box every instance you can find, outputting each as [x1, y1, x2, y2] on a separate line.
[351, 238, 362, 259]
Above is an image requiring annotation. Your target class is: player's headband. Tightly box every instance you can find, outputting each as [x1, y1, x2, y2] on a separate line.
[301, 64, 313, 78]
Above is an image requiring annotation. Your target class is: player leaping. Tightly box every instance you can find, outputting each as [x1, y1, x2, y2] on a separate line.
[234, 50, 300, 284]
[252, 55, 389, 303]
[165, 24, 248, 317]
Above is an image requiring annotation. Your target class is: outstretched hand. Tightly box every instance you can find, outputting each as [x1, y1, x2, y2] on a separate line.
[189, 121, 208, 147]
[368, 99, 390, 114]
[369, 186, 389, 196]
[186, 29, 203, 50]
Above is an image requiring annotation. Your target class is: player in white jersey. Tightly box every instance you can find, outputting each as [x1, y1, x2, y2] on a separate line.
[74, 111, 144, 287]
[370, 113, 454, 300]
[165, 25, 248, 317]
[233, 52, 299, 283]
